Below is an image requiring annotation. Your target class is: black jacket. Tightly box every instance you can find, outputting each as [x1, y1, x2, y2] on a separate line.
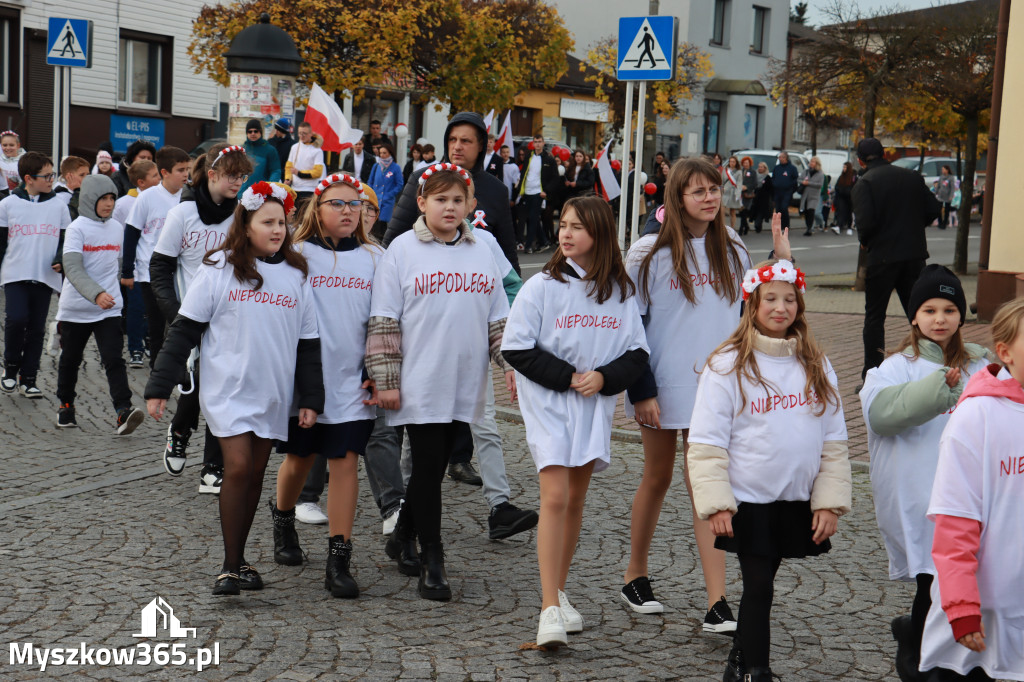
[269, 134, 295, 172]
[342, 150, 376, 184]
[502, 262, 649, 395]
[112, 164, 132, 198]
[566, 163, 595, 199]
[382, 111, 521, 275]
[481, 152, 504, 182]
[852, 159, 940, 267]
[515, 150, 559, 196]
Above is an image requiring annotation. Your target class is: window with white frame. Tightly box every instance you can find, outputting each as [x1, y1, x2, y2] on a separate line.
[793, 104, 809, 143]
[118, 37, 161, 109]
[751, 6, 769, 55]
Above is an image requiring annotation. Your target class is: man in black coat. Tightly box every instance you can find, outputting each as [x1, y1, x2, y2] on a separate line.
[383, 111, 521, 275]
[514, 133, 559, 253]
[341, 138, 375, 184]
[852, 137, 941, 378]
[269, 118, 295, 172]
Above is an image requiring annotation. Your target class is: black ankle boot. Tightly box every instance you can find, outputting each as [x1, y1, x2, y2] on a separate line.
[743, 667, 775, 682]
[418, 541, 451, 601]
[270, 501, 303, 566]
[384, 511, 420, 576]
[723, 642, 745, 682]
[325, 535, 359, 598]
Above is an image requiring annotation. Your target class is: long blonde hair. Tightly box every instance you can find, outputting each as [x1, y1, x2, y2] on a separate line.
[992, 297, 1024, 349]
[637, 158, 747, 305]
[292, 180, 373, 247]
[707, 263, 839, 416]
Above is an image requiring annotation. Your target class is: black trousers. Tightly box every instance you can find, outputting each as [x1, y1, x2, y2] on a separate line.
[862, 259, 925, 378]
[137, 283, 166, 370]
[447, 421, 475, 465]
[169, 361, 224, 468]
[3, 281, 53, 379]
[405, 422, 464, 546]
[57, 317, 132, 411]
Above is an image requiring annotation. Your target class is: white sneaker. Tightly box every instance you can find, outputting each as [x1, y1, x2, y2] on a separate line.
[0, 370, 17, 393]
[536, 605, 567, 648]
[382, 505, 401, 535]
[846, 228, 853, 235]
[295, 501, 328, 525]
[831, 226, 840, 235]
[558, 589, 584, 633]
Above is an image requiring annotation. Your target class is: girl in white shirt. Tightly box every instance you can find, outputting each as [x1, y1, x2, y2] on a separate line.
[366, 164, 513, 602]
[501, 195, 649, 648]
[271, 173, 381, 599]
[623, 158, 785, 628]
[0, 130, 25, 191]
[919, 297, 1024, 682]
[859, 265, 992, 680]
[688, 260, 851, 682]
[145, 182, 324, 597]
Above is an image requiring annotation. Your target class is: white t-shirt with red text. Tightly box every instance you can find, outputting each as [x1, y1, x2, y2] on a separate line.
[299, 239, 381, 424]
[178, 251, 318, 440]
[688, 347, 847, 505]
[369, 229, 509, 426]
[0, 193, 72, 292]
[862, 352, 991, 581]
[126, 183, 181, 283]
[919, 369, 1024, 680]
[502, 258, 648, 472]
[624, 231, 750, 428]
[57, 217, 124, 323]
[154, 201, 232, 299]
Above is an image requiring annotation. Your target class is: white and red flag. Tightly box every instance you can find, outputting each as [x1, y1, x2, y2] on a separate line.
[305, 84, 363, 153]
[494, 111, 514, 157]
[482, 109, 495, 133]
[595, 139, 620, 201]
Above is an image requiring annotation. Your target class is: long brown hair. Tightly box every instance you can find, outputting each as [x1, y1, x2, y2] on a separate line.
[292, 179, 372, 247]
[205, 197, 307, 290]
[707, 264, 839, 416]
[190, 142, 253, 194]
[637, 158, 747, 305]
[542, 195, 633, 304]
[893, 321, 972, 370]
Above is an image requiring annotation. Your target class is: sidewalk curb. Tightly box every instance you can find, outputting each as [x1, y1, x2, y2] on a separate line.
[494, 405, 870, 473]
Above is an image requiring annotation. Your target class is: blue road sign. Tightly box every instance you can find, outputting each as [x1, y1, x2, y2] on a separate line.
[617, 16, 677, 81]
[46, 18, 92, 68]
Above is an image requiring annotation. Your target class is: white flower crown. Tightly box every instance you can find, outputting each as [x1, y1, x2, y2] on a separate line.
[240, 181, 289, 212]
[741, 260, 807, 300]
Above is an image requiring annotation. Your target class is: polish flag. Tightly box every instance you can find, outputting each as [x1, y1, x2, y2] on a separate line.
[595, 139, 620, 201]
[305, 84, 363, 153]
[482, 109, 495, 133]
[494, 112, 514, 157]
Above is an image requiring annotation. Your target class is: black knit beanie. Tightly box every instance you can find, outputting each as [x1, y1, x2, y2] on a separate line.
[908, 264, 966, 325]
[245, 118, 262, 134]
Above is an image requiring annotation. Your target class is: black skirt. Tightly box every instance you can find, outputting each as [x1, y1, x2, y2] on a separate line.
[275, 418, 375, 459]
[714, 500, 831, 559]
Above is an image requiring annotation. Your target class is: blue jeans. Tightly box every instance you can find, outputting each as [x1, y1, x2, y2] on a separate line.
[122, 284, 146, 353]
[3, 281, 53, 379]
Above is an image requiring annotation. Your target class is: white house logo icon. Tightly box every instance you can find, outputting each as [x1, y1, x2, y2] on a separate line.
[132, 597, 197, 639]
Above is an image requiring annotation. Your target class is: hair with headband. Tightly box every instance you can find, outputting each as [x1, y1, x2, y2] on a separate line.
[239, 181, 294, 214]
[740, 260, 806, 300]
[418, 162, 473, 199]
[0, 130, 19, 139]
[314, 173, 362, 197]
[211, 145, 245, 169]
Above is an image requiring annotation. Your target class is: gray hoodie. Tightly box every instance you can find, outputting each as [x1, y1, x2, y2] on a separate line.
[63, 174, 120, 304]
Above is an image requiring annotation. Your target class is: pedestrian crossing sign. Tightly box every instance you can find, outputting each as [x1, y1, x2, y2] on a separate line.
[617, 16, 677, 81]
[46, 18, 92, 68]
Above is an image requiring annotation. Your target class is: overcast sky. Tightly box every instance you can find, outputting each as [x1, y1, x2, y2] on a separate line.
[804, 0, 945, 27]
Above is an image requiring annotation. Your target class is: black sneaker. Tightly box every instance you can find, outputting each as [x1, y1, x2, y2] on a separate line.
[0, 368, 17, 393]
[488, 502, 539, 540]
[115, 406, 145, 435]
[57, 403, 78, 428]
[199, 465, 223, 494]
[129, 351, 145, 368]
[448, 461, 482, 486]
[163, 425, 189, 476]
[620, 576, 664, 614]
[703, 596, 738, 634]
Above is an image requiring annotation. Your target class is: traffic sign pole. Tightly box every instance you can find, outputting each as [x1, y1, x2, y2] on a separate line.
[51, 66, 70, 162]
[617, 80, 634, 250]
[630, 81, 647, 247]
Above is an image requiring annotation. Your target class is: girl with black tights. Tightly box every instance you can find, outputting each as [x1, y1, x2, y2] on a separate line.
[687, 260, 852, 681]
[145, 182, 323, 595]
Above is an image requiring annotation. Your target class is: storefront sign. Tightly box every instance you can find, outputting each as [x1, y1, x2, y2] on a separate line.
[109, 115, 165, 154]
[559, 98, 609, 123]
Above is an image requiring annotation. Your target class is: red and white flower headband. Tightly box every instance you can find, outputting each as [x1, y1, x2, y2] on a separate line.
[241, 181, 294, 214]
[418, 162, 472, 187]
[211, 145, 245, 168]
[0, 130, 18, 139]
[741, 260, 806, 300]
[314, 173, 362, 197]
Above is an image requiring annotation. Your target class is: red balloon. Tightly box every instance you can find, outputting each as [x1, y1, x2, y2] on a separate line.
[611, 159, 622, 171]
[560, 148, 572, 162]
[644, 182, 657, 195]
[527, 141, 535, 150]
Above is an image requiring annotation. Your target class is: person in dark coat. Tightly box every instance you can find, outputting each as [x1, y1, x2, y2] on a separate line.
[268, 118, 294, 171]
[771, 151, 798, 230]
[564, 150, 595, 200]
[852, 137, 941, 379]
[751, 161, 774, 234]
[111, 140, 156, 198]
[341, 138, 375, 184]
[383, 111, 520, 275]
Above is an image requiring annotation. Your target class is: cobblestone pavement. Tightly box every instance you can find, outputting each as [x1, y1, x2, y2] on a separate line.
[0, 298, 997, 680]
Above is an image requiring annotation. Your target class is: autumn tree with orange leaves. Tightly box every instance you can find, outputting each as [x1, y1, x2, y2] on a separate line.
[188, 0, 573, 113]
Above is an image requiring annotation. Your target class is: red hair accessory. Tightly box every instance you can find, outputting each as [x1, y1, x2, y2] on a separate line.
[418, 162, 472, 187]
[0, 130, 18, 139]
[241, 181, 293, 214]
[741, 260, 806, 300]
[314, 173, 362, 197]
[211, 145, 245, 168]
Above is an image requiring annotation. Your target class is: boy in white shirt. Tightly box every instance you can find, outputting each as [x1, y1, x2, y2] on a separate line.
[120, 146, 191, 368]
[0, 151, 73, 397]
[55, 174, 145, 434]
